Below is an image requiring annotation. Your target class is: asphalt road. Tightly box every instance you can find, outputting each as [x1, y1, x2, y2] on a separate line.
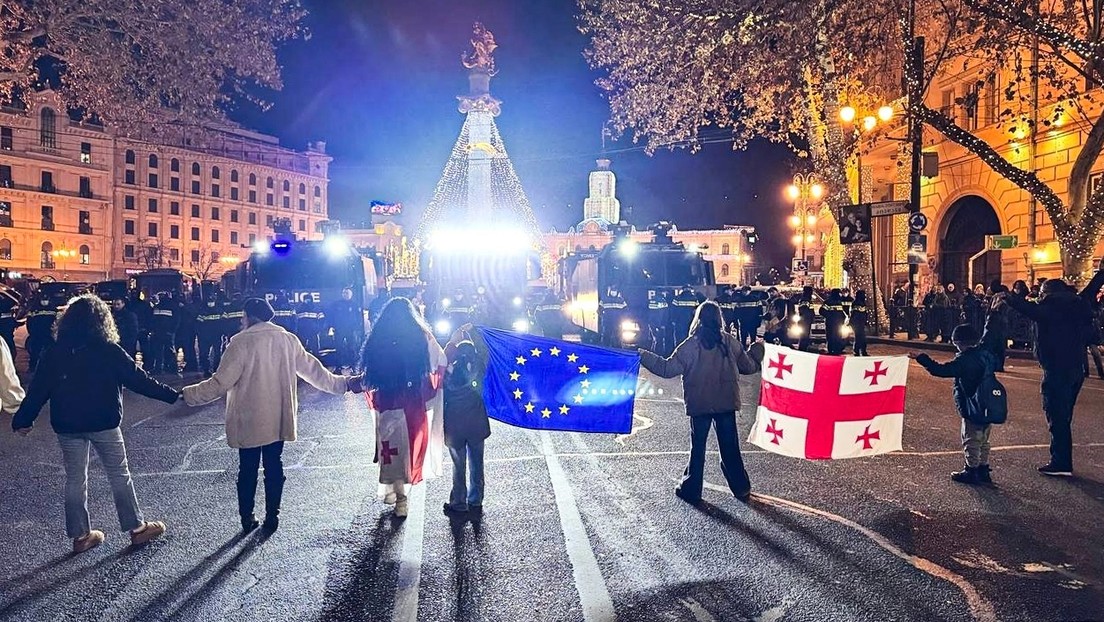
[0, 344, 1101, 622]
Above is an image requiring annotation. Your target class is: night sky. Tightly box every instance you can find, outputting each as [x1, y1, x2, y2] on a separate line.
[234, 0, 796, 267]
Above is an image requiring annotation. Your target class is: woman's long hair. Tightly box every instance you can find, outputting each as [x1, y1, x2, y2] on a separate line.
[360, 297, 432, 396]
[53, 294, 119, 346]
[688, 300, 728, 357]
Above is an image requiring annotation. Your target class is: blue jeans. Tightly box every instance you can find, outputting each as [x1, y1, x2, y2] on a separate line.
[680, 412, 751, 500]
[57, 428, 144, 538]
[447, 439, 485, 511]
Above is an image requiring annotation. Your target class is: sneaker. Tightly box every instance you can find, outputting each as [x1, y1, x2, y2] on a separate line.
[73, 530, 105, 554]
[130, 521, 166, 546]
[976, 465, 993, 484]
[262, 516, 279, 532]
[443, 502, 468, 516]
[674, 487, 701, 505]
[395, 498, 409, 518]
[951, 467, 980, 484]
[1038, 464, 1073, 477]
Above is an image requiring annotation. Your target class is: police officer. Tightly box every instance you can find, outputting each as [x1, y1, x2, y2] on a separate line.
[0, 295, 19, 356]
[111, 298, 140, 360]
[129, 291, 153, 366]
[176, 293, 199, 373]
[716, 286, 738, 335]
[599, 286, 628, 347]
[25, 295, 58, 371]
[670, 285, 699, 346]
[271, 291, 298, 334]
[196, 293, 225, 378]
[535, 290, 565, 340]
[796, 286, 816, 352]
[446, 290, 474, 328]
[149, 292, 178, 374]
[648, 291, 671, 356]
[821, 288, 848, 355]
[221, 293, 245, 343]
[329, 287, 363, 369]
[736, 285, 762, 348]
[296, 297, 325, 354]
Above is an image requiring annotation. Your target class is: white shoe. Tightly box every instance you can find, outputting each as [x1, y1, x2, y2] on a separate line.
[383, 492, 397, 505]
[395, 498, 409, 517]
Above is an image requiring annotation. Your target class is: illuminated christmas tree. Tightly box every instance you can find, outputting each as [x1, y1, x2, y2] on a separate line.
[414, 23, 542, 243]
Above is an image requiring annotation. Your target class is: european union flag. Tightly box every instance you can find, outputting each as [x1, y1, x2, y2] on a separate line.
[480, 327, 638, 434]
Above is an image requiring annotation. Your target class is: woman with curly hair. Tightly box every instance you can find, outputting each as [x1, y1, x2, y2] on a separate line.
[11, 294, 180, 553]
[359, 297, 447, 517]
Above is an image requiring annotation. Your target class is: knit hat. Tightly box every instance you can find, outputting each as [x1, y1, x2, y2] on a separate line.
[242, 297, 275, 322]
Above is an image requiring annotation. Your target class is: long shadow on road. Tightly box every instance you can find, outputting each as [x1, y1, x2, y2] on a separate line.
[318, 507, 405, 622]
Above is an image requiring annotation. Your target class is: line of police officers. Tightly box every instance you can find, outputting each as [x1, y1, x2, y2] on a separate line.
[8, 286, 366, 376]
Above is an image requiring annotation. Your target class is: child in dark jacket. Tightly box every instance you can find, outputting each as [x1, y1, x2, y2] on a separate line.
[909, 324, 998, 485]
[442, 326, 491, 517]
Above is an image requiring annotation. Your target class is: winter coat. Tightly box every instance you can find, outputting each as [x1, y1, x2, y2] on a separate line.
[442, 339, 491, 445]
[915, 346, 995, 424]
[0, 339, 24, 414]
[182, 321, 348, 449]
[112, 308, 140, 353]
[1005, 283, 1100, 373]
[12, 340, 178, 434]
[639, 332, 759, 415]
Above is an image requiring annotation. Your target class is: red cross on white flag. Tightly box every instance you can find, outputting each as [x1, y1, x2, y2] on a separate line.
[747, 344, 908, 460]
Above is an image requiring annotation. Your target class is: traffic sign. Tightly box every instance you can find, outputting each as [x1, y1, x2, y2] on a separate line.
[791, 258, 809, 273]
[869, 200, 910, 217]
[908, 212, 928, 232]
[908, 234, 927, 265]
[987, 235, 1018, 250]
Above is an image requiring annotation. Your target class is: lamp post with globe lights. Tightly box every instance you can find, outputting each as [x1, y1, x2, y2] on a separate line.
[787, 173, 824, 285]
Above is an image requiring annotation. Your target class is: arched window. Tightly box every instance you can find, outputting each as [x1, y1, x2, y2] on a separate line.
[248, 173, 257, 186]
[266, 177, 274, 189]
[40, 241, 53, 268]
[39, 108, 57, 148]
[230, 170, 239, 183]
[148, 154, 159, 168]
[314, 185, 321, 197]
[211, 166, 220, 179]
[721, 264, 730, 277]
[298, 183, 306, 195]
[79, 244, 90, 265]
[721, 243, 730, 255]
[191, 162, 201, 176]
[282, 180, 290, 192]
[125, 150, 136, 165]
[0, 239, 11, 260]
[170, 158, 180, 172]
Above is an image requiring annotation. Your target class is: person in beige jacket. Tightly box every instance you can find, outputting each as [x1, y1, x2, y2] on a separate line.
[639, 300, 764, 504]
[183, 298, 360, 533]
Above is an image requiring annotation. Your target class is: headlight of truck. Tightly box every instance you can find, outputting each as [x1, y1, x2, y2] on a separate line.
[512, 318, 530, 333]
[620, 320, 641, 333]
[434, 319, 451, 336]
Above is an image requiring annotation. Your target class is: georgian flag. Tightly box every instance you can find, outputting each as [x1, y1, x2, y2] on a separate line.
[748, 344, 908, 459]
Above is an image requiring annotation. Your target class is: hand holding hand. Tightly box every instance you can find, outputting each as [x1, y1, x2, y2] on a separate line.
[346, 374, 366, 394]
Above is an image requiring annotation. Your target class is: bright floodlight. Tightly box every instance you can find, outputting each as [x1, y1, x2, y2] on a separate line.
[434, 319, 451, 336]
[619, 239, 639, 258]
[428, 226, 532, 255]
[512, 296, 523, 307]
[839, 106, 857, 123]
[252, 240, 270, 255]
[323, 236, 350, 258]
[512, 318, 530, 333]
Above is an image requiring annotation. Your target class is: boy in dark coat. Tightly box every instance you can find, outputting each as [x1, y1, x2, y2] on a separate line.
[909, 324, 998, 485]
[442, 326, 490, 517]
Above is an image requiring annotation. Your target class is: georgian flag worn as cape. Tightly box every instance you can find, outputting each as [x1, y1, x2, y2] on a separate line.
[748, 344, 908, 459]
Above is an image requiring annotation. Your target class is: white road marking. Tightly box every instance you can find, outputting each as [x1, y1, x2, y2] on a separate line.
[710, 485, 997, 622]
[391, 484, 426, 622]
[753, 601, 791, 622]
[615, 413, 654, 446]
[540, 431, 616, 621]
[678, 597, 717, 622]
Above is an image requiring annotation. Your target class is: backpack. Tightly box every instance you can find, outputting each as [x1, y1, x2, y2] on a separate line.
[969, 352, 1007, 424]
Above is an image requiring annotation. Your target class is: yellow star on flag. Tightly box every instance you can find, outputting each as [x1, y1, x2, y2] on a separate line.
[567, 353, 578, 363]
[541, 408, 552, 418]
[580, 379, 591, 388]
[578, 365, 589, 374]
[549, 347, 561, 356]
[516, 355, 527, 365]
[509, 371, 520, 381]
[573, 394, 583, 404]
[524, 402, 535, 413]
[513, 388, 523, 400]
[530, 348, 542, 357]
[559, 404, 570, 415]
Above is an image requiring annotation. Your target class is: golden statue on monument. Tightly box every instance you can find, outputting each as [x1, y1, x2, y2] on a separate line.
[462, 22, 498, 75]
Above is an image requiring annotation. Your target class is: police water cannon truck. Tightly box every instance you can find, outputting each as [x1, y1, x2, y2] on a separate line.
[560, 222, 715, 351]
[420, 225, 540, 339]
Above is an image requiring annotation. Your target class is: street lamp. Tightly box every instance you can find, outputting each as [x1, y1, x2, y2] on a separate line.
[787, 173, 825, 285]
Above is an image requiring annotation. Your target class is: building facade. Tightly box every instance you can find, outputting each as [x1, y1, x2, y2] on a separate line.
[0, 91, 331, 284]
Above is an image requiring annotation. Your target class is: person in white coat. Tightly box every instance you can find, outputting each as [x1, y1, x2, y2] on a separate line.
[183, 298, 361, 533]
[0, 338, 25, 416]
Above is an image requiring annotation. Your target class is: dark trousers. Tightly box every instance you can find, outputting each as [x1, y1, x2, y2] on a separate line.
[237, 441, 285, 521]
[739, 317, 758, 348]
[1041, 369, 1083, 470]
[197, 333, 222, 375]
[149, 332, 175, 373]
[1086, 347, 1104, 380]
[853, 325, 868, 355]
[679, 412, 751, 500]
[333, 329, 363, 368]
[26, 332, 53, 372]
